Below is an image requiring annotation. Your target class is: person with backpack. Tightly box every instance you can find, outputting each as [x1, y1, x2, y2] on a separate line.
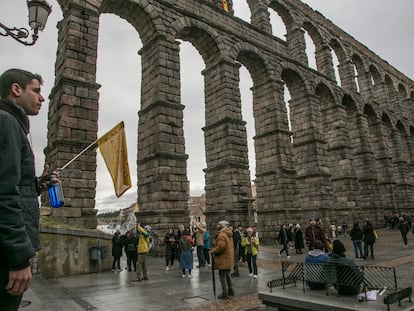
[132, 224, 152, 282]
[179, 229, 195, 278]
[124, 229, 138, 272]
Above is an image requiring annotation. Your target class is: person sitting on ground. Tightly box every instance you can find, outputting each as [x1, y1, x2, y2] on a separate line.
[327, 240, 363, 295]
[304, 240, 328, 290]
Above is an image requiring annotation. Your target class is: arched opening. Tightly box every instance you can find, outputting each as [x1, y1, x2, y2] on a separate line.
[239, 66, 255, 182]
[179, 41, 206, 196]
[303, 29, 316, 70]
[269, 8, 287, 40]
[96, 14, 141, 210]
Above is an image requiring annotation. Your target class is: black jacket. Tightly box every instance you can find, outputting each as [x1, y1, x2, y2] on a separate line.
[0, 99, 38, 270]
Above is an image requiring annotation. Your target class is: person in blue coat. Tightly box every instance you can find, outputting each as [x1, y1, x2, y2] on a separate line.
[304, 240, 328, 289]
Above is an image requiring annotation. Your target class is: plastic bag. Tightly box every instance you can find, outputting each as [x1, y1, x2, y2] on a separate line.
[357, 289, 379, 301]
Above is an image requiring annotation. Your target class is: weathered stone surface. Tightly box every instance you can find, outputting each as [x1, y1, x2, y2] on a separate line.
[44, 0, 414, 243]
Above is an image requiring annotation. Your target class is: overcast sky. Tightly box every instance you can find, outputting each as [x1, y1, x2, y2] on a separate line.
[1, 0, 413, 213]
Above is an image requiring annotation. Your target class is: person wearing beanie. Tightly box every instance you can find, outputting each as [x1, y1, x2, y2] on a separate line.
[210, 220, 234, 299]
[327, 239, 363, 295]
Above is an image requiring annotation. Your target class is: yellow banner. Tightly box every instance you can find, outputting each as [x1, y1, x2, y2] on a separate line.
[222, 0, 229, 12]
[97, 122, 132, 197]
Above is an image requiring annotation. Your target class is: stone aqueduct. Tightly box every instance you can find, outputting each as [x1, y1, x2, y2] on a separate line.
[44, 0, 414, 243]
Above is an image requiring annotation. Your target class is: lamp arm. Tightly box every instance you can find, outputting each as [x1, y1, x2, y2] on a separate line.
[0, 22, 38, 46]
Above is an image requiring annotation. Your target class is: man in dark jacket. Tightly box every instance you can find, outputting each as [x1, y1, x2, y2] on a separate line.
[0, 68, 51, 310]
[305, 218, 327, 250]
[327, 240, 363, 295]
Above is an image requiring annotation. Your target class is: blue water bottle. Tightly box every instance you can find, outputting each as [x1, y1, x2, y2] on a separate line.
[48, 176, 64, 208]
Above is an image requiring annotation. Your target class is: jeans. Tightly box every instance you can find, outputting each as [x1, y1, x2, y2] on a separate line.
[352, 240, 363, 258]
[364, 242, 374, 259]
[196, 245, 205, 266]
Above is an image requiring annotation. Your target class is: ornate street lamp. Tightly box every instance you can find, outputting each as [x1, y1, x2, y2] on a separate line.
[0, 0, 52, 46]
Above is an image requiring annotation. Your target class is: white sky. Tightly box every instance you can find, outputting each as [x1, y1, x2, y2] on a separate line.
[1, 0, 413, 213]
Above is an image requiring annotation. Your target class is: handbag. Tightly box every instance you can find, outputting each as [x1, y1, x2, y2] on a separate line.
[373, 229, 378, 240]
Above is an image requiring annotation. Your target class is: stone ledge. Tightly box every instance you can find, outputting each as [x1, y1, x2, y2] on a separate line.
[258, 288, 413, 311]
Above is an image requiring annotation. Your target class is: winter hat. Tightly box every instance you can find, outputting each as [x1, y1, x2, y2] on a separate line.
[332, 240, 345, 255]
[218, 220, 230, 228]
[246, 227, 254, 233]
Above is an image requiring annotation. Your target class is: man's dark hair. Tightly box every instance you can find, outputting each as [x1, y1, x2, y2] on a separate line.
[0, 68, 43, 99]
[314, 240, 324, 250]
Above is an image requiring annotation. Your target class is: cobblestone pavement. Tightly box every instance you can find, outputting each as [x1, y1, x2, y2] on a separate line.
[22, 228, 413, 310]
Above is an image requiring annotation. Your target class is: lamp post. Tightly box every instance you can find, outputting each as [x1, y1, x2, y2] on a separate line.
[0, 0, 52, 46]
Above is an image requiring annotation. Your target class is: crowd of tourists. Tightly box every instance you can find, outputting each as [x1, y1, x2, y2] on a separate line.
[108, 211, 412, 300]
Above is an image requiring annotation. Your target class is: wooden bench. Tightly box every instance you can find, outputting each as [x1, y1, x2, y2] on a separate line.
[383, 287, 412, 311]
[267, 261, 398, 298]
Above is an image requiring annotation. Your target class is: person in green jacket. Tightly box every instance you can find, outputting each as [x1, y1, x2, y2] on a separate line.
[241, 227, 259, 278]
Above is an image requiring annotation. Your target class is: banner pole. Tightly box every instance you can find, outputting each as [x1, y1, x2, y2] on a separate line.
[59, 139, 98, 171]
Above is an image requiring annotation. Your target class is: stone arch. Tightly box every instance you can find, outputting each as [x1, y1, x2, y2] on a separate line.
[302, 21, 327, 73]
[330, 38, 354, 91]
[231, 42, 272, 85]
[385, 75, 399, 110]
[351, 53, 369, 95]
[100, 0, 165, 44]
[369, 64, 382, 86]
[170, 17, 226, 66]
[398, 83, 408, 100]
[368, 64, 386, 105]
[269, 1, 307, 63]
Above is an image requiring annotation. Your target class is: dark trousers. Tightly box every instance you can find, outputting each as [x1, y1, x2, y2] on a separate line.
[127, 253, 138, 271]
[112, 256, 121, 269]
[196, 246, 205, 266]
[364, 242, 374, 259]
[401, 231, 408, 245]
[0, 259, 23, 311]
[246, 253, 258, 275]
[280, 241, 289, 256]
[218, 269, 233, 295]
[203, 248, 210, 265]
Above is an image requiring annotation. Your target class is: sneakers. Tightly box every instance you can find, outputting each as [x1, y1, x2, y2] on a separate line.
[218, 293, 230, 300]
[165, 266, 170, 271]
[182, 274, 186, 278]
[253, 275, 258, 279]
[188, 274, 193, 278]
[228, 289, 235, 296]
[249, 273, 253, 277]
[231, 271, 239, 277]
[287, 256, 291, 259]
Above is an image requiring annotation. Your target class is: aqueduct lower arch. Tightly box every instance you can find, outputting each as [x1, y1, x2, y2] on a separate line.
[45, 0, 414, 243]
